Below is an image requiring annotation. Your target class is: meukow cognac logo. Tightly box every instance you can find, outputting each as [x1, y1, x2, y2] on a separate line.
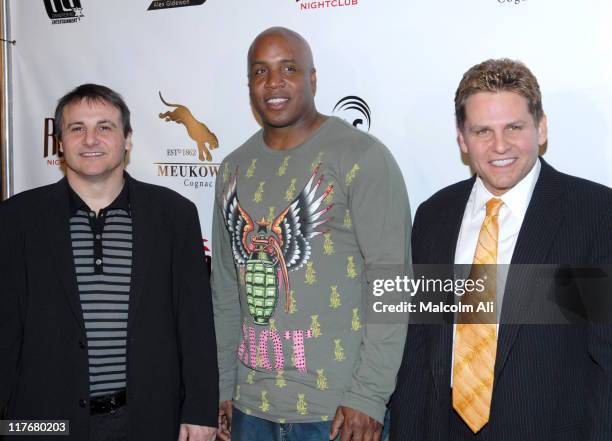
[158, 92, 219, 162]
[155, 92, 220, 190]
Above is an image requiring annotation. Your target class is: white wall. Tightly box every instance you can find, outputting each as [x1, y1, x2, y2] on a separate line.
[10, 0, 612, 241]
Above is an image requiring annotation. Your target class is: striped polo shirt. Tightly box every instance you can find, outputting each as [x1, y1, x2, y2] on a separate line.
[68, 183, 132, 398]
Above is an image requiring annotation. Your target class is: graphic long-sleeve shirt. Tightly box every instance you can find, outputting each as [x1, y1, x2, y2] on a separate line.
[211, 117, 411, 423]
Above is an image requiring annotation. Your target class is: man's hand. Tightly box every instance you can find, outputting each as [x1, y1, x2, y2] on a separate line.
[178, 424, 216, 441]
[216, 400, 233, 441]
[330, 406, 382, 441]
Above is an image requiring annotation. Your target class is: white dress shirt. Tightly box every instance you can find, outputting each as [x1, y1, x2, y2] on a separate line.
[450, 159, 541, 385]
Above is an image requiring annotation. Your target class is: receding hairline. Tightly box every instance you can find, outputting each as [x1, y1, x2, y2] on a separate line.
[247, 27, 314, 68]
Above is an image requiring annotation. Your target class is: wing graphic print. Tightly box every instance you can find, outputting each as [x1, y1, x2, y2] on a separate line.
[221, 173, 254, 265]
[271, 164, 334, 271]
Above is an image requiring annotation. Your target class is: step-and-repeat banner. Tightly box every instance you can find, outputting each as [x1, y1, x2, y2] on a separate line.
[8, 0, 612, 245]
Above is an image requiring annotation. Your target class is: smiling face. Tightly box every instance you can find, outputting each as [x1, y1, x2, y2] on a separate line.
[248, 31, 317, 131]
[458, 91, 547, 196]
[59, 98, 132, 184]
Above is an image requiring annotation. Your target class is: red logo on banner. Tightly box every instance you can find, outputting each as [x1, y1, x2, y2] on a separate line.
[297, 0, 359, 11]
[43, 118, 64, 166]
[203, 238, 211, 272]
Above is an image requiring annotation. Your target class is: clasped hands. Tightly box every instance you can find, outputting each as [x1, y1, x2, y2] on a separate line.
[216, 400, 382, 441]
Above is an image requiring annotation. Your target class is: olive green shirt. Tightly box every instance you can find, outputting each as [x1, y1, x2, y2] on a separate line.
[212, 116, 410, 423]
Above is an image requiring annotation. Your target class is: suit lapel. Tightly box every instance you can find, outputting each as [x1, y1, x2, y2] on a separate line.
[437, 181, 474, 265]
[126, 176, 153, 332]
[48, 179, 85, 331]
[429, 178, 474, 392]
[495, 160, 566, 382]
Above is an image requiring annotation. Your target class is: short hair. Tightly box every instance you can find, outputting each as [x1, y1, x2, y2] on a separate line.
[54, 83, 132, 140]
[454, 58, 544, 128]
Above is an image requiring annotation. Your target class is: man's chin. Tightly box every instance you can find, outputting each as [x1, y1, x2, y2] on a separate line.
[66, 167, 123, 183]
[263, 118, 295, 129]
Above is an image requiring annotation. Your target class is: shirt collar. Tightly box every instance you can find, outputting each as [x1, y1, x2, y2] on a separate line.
[472, 158, 541, 218]
[67, 175, 131, 215]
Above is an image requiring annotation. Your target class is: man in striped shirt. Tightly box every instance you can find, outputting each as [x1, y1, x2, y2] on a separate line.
[0, 84, 218, 440]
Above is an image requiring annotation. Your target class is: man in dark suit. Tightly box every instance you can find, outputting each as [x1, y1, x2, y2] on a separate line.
[0, 84, 218, 440]
[391, 59, 612, 440]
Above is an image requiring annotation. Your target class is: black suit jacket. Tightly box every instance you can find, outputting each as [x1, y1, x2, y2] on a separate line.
[0, 175, 218, 441]
[391, 160, 612, 441]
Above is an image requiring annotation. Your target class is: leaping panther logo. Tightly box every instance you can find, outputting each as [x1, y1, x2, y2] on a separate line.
[158, 92, 219, 162]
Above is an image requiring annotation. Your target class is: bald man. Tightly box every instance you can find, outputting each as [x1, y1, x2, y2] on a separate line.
[211, 27, 411, 441]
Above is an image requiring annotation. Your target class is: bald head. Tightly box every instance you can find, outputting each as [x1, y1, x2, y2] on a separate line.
[248, 27, 314, 73]
[246, 26, 322, 139]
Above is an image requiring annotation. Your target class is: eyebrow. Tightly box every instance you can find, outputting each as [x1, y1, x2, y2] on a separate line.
[469, 120, 527, 130]
[66, 120, 118, 128]
[97, 120, 118, 127]
[250, 58, 297, 66]
[468, 124, 489, 131]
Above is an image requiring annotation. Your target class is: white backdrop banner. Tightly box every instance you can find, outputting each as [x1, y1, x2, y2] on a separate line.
[8, 0, 612, 246]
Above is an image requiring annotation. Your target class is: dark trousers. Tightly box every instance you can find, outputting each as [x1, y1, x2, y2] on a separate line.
[232, 407, 391, 441]
[89, 406, 128, 441]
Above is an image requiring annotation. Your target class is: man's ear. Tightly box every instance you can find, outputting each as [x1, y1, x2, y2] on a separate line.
[311, 67, 317, 96]
[125, 132, 133, 152]
[537, 114, 548, 147]
[457, 126, 469, 155]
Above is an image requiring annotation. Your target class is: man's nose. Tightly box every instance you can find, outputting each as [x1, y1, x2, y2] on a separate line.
[265, 69, 285, 89]
[492, 131, 511, 154]
[84, 128, 99, 146]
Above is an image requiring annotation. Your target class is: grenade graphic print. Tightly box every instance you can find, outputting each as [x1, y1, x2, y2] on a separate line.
[244, 223, 288, 325]
[246, 241, 277, 324]
[222, 165, 333, 325]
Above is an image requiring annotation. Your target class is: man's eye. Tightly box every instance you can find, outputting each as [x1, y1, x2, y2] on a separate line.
[508, 125, 522, 132]
[254, 67, 266, 75]
[71, 126, 84, 132]
[284, 65, 297, 72]
[98, 125, 112, 132]
[476, 128, 490, 136]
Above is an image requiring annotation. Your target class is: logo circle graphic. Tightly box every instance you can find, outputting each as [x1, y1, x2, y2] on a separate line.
[332, 96, 371, 132]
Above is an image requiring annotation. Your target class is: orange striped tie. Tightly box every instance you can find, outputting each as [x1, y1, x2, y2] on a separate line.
[453, 197, 503, 433]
